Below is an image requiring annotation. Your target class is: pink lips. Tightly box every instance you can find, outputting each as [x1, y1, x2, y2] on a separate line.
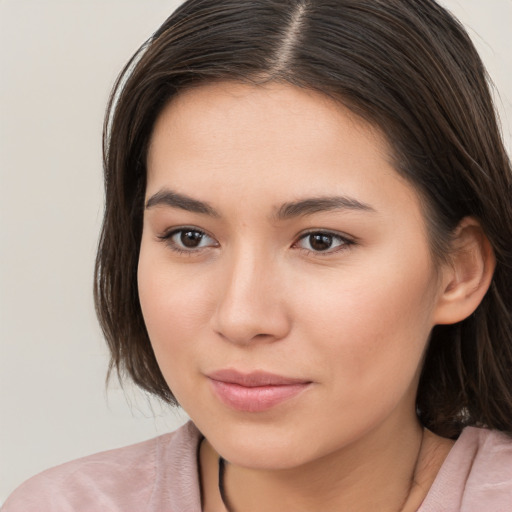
[207, 369, 311, 412]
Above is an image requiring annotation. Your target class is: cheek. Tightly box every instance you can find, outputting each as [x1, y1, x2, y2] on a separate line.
[137, 245, 217, 378]
[138, 263, 218, 407]
[299, 246, 438, 395]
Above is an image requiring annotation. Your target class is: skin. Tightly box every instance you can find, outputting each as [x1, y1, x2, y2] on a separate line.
[138, 82, 462, 511]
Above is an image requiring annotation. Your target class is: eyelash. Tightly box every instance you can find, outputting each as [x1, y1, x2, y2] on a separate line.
[157, 227, 355, 256]
[157, 226, 218, 255]
[293, 230, 354, 255]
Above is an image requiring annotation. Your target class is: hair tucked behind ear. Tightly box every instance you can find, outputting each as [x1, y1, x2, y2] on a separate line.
[95, 0, 512, 437]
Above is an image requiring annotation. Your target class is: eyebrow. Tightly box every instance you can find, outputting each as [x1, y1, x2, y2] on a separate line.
[274, 196, 376, 220]
[145, 188, 376, 219]
[145, 189, 220, 217]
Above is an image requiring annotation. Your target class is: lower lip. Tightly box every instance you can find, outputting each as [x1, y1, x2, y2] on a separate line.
[209, 379, 310, 412]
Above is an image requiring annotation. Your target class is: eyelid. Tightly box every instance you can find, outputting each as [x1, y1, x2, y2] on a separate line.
[157, 226, 219, 253]
[158, 225, 214, 240]
[293, 229, 355, 254]
[156, 225, 355, 256]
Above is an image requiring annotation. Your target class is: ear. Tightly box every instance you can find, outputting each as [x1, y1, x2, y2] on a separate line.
[433, 217, 496, 325]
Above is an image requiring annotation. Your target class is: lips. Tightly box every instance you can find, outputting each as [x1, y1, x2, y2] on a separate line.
[207, 369, 312, 412]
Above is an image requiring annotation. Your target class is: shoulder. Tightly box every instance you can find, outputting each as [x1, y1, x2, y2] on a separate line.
[456, 427, 512, 483]
[461, 427, 512, 501]
[1, 421, 203, 512]
[421, 427, 512, 511]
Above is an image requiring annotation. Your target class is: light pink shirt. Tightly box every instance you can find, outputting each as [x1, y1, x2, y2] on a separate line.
[2, 422, 511, 511]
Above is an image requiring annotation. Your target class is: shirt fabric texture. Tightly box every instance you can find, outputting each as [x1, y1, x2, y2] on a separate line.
[2, 421, 512, 511]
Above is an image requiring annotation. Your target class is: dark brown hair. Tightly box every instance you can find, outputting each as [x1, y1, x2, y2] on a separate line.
[95, 0, 512, 438]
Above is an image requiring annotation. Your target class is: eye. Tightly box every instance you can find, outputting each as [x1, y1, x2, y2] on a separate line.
[295, 231, 352, 253]
[159, 227, 218, 253]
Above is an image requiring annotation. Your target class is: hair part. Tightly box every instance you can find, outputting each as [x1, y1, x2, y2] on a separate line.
[269, 1, 309, 74]
[95, 0, 512, 438]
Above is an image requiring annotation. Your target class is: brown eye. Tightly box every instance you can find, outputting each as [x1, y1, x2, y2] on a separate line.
[296, 231, 351, 253]
[161, 228, 218, 253]
[180, 230, 204, 248]
[309, 234, 334, 251]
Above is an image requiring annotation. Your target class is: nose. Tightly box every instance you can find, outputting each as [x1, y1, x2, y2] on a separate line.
[211, 249, 291, 345]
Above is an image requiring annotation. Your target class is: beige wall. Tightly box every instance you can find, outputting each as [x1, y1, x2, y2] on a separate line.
[1, 0, 510, 502]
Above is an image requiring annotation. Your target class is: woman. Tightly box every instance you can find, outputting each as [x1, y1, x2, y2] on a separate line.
[3, 0, 512, 510]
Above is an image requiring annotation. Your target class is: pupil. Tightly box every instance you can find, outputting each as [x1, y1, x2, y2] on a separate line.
[310, 234, 332, 251]
[181, 230, 203, 248]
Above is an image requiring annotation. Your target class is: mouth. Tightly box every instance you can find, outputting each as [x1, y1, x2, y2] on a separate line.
[207, 369, 312, 412]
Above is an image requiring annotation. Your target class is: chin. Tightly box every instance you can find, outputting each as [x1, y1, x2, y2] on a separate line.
[198, 415, 328, 470]
[220, 440, 312, 471]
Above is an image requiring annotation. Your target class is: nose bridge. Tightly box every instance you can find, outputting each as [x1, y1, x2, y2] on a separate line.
[212, 242, 290, 344]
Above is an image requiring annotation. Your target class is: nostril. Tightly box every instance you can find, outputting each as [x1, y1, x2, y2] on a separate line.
[212, 304, 290, 346]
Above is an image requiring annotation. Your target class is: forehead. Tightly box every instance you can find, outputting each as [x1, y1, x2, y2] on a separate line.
[146, 81, 420, 221]
[149, 82, 393, 161]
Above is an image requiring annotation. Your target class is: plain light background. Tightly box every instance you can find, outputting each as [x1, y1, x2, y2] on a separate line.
[1, 0, 510, 503]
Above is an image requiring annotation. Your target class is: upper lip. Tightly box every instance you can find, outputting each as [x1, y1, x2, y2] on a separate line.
[207, 369, 311, 387]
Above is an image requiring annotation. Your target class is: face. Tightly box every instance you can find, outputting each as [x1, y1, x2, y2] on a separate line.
[138, 82, 446, 470]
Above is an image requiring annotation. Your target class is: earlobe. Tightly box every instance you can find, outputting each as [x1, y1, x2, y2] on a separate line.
[433, 218, 496, 325]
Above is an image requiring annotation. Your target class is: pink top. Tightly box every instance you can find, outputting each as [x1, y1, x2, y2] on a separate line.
[2, 422, 511, 511]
